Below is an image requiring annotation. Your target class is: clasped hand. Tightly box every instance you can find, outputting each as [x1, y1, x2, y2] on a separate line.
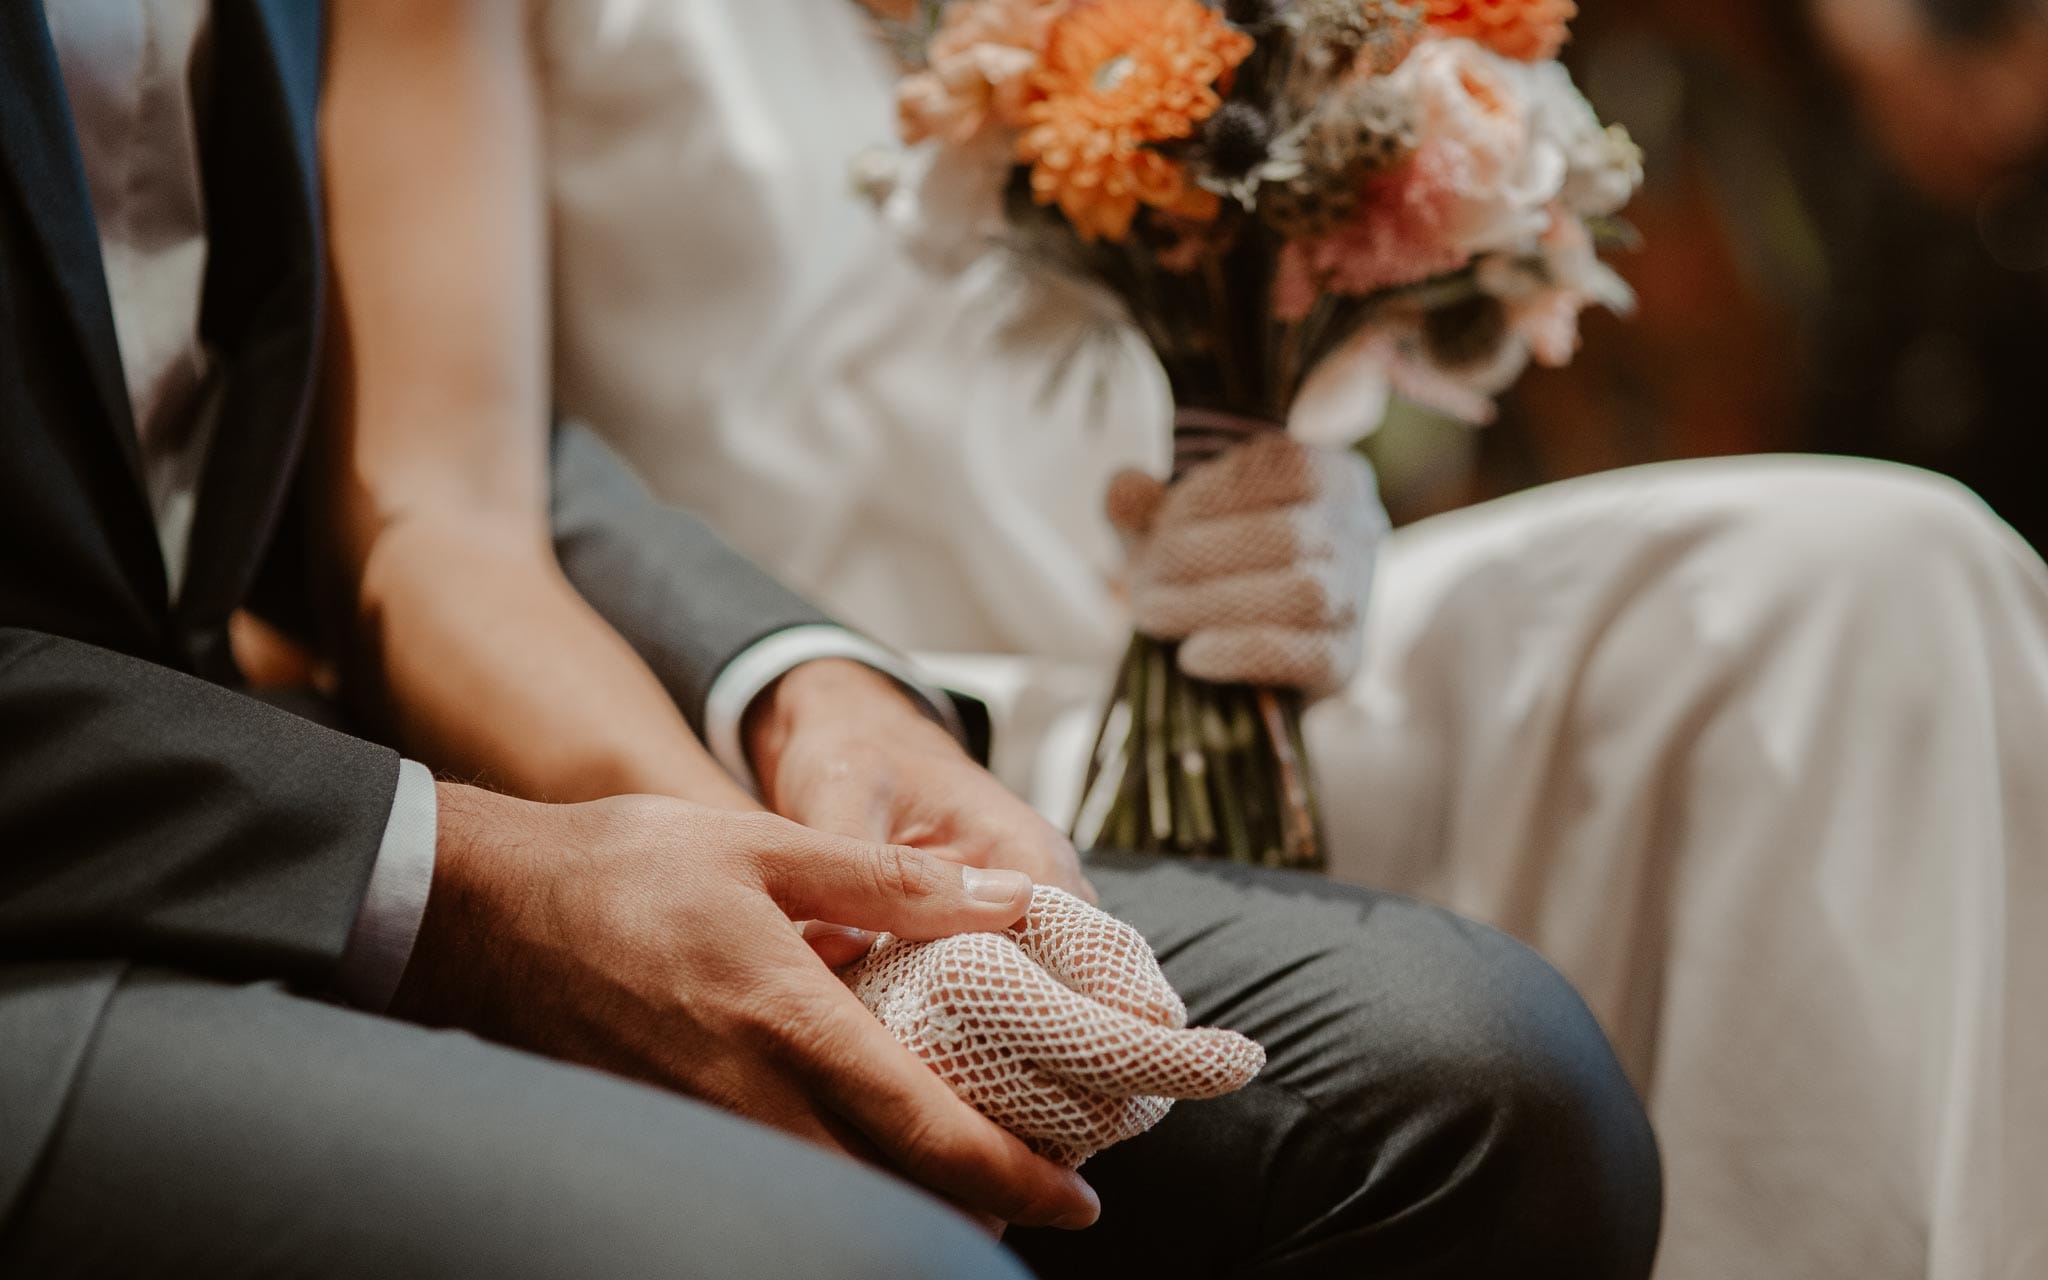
[396, 781, 1100, 1231]
[399, 656, 1196, 1231]
[847, 887, 1265, 1170]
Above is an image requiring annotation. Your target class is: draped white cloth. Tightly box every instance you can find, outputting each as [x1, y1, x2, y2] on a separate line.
[540, 4, 2048, 1276]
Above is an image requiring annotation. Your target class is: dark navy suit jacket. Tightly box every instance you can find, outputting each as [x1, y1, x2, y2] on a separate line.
[0, 0, 866, 1220]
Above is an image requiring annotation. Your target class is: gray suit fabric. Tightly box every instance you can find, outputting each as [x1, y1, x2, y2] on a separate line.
[550, 421, 833, 736]
[0, 856, 1660, 1278]
[0, 963, 1026, 1278]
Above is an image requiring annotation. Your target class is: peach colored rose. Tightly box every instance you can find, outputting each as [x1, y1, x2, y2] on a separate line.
[1383, 37, 1564, 254]
[898, 0, 1070, 145]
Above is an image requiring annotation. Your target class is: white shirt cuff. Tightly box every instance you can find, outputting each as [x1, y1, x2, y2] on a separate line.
[334, 758, 438, 1011]
[704, 624, 964, 794]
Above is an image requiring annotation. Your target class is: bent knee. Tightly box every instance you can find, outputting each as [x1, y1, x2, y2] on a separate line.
[1370, 917, 1664, 1277]
[1684, 457, 2023, 603]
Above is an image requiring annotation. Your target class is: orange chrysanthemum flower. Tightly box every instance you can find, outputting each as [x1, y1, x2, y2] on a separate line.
[1424, 0, 1576, 62]
[1018, 0, 1255, 242]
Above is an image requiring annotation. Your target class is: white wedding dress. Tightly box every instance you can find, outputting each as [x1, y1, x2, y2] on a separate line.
[538, 3, 2048, 1277]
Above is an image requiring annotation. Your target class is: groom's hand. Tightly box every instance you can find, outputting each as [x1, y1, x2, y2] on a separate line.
[747, 659, 1098, 906]
[394, 783, 1099, 1230]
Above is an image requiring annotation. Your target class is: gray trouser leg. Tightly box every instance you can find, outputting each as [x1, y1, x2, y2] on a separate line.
[0, 968, 1025, 1279]
[1007, 854, 1663, 1279]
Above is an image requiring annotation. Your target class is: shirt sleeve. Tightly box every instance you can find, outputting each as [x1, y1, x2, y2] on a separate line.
[332, 759, 439, 1011]
[704, 624, 967, 794]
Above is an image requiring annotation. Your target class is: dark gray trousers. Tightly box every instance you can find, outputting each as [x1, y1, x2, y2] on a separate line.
[0, 856, 1659, 1278]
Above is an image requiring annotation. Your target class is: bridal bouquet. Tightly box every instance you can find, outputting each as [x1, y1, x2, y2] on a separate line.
[859, 0, 1643, 866]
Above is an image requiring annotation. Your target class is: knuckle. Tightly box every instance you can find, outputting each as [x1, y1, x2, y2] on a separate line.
[877, 843, 940, 902]
[719, 812, 788, 877]
[750, 808, 803, 843]
[724, 808, 785, 852]
[889, 1110, 959, 1175]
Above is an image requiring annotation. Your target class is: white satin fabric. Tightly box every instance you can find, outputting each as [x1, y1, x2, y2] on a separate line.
[540, 4, 2048, 1277]
[540, 0, 1167, 663]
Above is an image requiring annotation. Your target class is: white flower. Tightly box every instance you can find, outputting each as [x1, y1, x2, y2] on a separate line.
[1289, 324, 1395, 447]
[1384, 39, 1565, 256]
[1512, 60, 1644, 218]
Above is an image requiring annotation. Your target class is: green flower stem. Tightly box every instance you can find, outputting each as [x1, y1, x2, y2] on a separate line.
[1172, 669, 1219, 850]
[1075, 637, 1137, 819]
[1143, 643, 1173, 845]
[1285, 694, 1326, 870]
[1228, 693, 1274, 864]
[1201, 696, 1251, 860]
[1073, 633, 1326, 866]
[1256, 687, 1316, 866]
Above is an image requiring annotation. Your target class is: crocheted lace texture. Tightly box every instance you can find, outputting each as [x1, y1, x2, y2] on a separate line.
[845, 888, 1267, 1168]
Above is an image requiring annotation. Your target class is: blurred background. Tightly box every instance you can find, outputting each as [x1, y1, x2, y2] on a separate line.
[1369, 0, 2048, 549]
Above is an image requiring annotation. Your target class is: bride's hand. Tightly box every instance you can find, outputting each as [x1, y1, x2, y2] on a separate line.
[1108, 433, 1389, 700]
[746, 660, 1098, 913]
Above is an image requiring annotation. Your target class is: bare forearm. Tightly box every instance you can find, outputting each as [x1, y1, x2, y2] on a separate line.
[355, 515, 754, 809]
[321, 1, 749, 811]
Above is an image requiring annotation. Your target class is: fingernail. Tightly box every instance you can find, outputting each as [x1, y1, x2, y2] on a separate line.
[800, 921, 877, 945]
[1055, 1179, 1101, 1230]
[962, 866, 1031, 904]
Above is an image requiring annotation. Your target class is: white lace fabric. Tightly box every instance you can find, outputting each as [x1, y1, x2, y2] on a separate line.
[1108, 434, 1389, 699]
[845, 888, 1266, 1168]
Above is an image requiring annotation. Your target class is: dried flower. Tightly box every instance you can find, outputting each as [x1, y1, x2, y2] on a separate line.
[1258, 80, 1417, 238]
[1424, 0, 1576, 63]
[1019, 0, 1256, 242]
[898, 0, 1069, 145]
[1260, 169, 1362, 241]
[1295, 0, 1425, 82]
[1356, 0, 1428, 75]
[1205, 102, 1278, 177]
[1323, 77, 1420, 169]
[1196, 102, 1306, 206]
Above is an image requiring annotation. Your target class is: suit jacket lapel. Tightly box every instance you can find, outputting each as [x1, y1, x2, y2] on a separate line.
[176, 0, 326, 638]
[0, 4, 151, 513]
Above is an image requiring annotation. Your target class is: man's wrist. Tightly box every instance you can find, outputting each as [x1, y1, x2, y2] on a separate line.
[390, 781, 531, 1027]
